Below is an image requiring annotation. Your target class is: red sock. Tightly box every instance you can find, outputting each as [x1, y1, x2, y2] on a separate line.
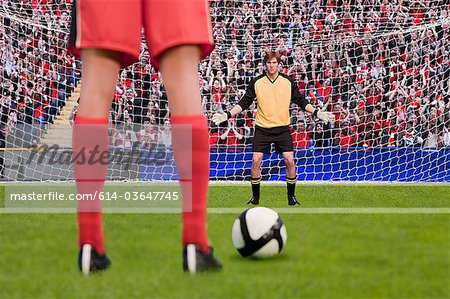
[73, 115, 109, 254]
[170, 115, 209, 253]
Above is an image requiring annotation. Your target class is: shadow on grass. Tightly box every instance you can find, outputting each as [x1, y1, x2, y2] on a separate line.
[228, 252, 291, 263]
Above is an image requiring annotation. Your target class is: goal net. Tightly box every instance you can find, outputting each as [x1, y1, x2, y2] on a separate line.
[1, 0, 449, 182]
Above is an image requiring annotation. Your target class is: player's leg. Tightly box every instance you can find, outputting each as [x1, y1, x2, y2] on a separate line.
[143, 0, 219, 273]
[68, 0, 141, 274]
[249, 126, 272, 205]
[77, 50, 121, 117]
[274, 129, 299, 206]
[158, 45, 221, 272]
[74, 49, 121, 274]
[283, 151, 300, 206]
[248, 152, 263, 205]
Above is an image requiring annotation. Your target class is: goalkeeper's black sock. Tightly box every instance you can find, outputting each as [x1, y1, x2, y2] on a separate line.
[286, 177, 297, 198]
[251, 177, 261, 199]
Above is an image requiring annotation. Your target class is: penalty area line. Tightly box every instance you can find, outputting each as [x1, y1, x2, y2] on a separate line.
[208, 208, 450, 214]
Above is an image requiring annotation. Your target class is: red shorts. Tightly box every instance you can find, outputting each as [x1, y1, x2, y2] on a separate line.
[68, 0, 214, 69]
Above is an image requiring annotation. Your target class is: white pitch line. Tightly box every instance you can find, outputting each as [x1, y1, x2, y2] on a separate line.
[1, 208, 449, 214]
[209, 208, 450, 214]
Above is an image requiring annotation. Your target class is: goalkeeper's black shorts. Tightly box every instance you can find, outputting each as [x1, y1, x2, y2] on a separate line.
[252, 125, 293, 154]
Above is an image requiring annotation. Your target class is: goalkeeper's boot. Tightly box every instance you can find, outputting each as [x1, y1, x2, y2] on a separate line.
[78, 244, 111, 275]
[247, 197, 259, 205]
[183, 244, 222, 273]
[288, 195, 300, 206]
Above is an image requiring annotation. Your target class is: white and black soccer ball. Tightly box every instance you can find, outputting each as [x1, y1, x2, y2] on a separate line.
[232, 207, 287, 258]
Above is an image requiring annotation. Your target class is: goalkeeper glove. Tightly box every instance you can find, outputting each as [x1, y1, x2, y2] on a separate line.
[212, 111, 232, 126]
[313, 109, 335, 124]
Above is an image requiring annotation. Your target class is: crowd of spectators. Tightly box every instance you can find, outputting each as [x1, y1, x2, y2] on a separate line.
[1, 0, 449, 149]
[1, 0, 78, 144]
[203, 0, 450, 149]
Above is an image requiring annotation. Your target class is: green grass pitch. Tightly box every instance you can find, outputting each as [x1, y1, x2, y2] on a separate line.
[0, 184, 449, 298]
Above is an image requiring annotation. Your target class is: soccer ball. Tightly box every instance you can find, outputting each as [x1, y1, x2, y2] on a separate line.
[232, 207, 287, 258]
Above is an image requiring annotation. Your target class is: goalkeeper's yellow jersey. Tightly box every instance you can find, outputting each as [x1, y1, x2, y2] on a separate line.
[237, 73, 309, 129]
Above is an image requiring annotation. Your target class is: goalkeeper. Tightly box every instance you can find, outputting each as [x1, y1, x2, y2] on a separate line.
[212, 51, 333, 205]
